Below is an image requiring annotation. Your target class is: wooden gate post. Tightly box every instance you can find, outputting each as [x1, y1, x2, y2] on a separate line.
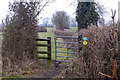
[79, 34, 82, 51]
[47, 37, 52, 66]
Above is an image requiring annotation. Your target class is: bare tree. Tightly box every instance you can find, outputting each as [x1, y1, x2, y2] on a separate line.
[70, 18, 77, 27]
[42, 18, 49, 27]
[111, 9, 116, 25]
[52, 11, 70, 31]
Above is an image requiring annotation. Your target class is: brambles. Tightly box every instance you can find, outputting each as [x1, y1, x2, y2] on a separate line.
[78, 25, 118, 78]
[55, 25, 118, 78]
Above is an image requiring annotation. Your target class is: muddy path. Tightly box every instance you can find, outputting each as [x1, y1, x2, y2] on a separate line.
[39, 64, 66, 78]
[30, 60, 68, 78]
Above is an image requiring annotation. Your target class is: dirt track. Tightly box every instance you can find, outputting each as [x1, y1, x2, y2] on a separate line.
[30, 60, 68, 78]
[39, 64, 66, 78]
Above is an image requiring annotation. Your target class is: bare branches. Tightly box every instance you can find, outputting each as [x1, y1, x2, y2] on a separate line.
[111, 9, 116, 25]
[32, 0, 55, 19]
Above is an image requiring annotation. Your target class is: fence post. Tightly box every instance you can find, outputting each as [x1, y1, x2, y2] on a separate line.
[47, 37, 52, 66]
[78, 34, 82, 55]
[55, 37, 57, 60]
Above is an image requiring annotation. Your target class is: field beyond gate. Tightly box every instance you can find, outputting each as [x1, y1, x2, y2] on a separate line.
[37, 27, 78, 60]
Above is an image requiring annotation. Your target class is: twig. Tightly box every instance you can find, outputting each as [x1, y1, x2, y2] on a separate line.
[99, 72, 113, 78]
[113, 60, 117, 78]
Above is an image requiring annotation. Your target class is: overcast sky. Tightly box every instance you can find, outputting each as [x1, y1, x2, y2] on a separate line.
[0, 0, 120, 24]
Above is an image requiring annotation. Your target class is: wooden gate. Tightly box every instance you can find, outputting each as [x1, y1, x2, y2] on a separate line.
[36, 37, 51, 61]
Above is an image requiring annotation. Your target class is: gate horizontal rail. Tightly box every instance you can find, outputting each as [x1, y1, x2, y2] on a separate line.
[56, 56, 77, 58]
[36, 44, 50, 47]
[36, 38, 50, 41]
[56, 42, 79, 44]
[56, 51, 79, 54]
[56, 60, 70, 63]
[37, 51, 50, 54]
[56, 36, 78, 39]
[57, 46, 79, 49]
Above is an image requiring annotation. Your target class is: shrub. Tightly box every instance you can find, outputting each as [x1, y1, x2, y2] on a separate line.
[2, 2, 39, 74]
[54, 30, 73, 37]
[37, 26, 47, 32]
[55, 25, 119, 78]
[77, 26, 118, 78]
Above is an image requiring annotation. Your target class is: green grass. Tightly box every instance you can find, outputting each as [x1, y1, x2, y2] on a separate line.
[37, 27, 77, 61]
[65, 27, 77, 32]
[2, 75, 28, 78]
[2, 71, 29, 78]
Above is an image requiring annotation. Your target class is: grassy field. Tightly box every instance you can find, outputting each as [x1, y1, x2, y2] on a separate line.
[37, 27, 77, 60]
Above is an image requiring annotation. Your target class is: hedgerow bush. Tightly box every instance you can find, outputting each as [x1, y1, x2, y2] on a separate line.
[55, 25, 119, 78]
[37, 26, 47, 32]
[54, 30, 74, 37]
[2, 2, 39, 74]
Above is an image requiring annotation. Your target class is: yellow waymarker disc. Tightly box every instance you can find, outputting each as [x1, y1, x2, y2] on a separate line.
[83, 41, 87, 45]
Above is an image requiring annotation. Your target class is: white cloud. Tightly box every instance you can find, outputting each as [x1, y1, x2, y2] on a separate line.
[0, 0, 120, 24]
[97, 0, 120, 22]
[39, 0, 76, 18]
[0, 0, 10, 22]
